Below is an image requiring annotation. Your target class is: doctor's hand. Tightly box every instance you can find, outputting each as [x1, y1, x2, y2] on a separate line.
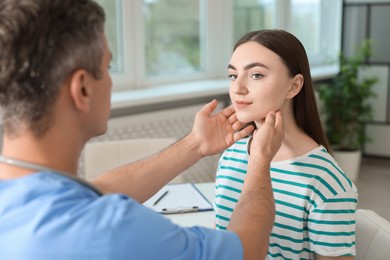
[189, 99, 255, 157]
[250, 111, 284, 162]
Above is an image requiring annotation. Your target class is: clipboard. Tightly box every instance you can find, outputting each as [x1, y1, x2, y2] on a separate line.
[143, 183, 213, 214]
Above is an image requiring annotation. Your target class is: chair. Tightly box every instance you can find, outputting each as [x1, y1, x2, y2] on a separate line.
[356, 209, 390, 260]
[83, 138, 180, 182]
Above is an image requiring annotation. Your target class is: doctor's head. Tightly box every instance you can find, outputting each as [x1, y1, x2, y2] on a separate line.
[0, 0, 109, 138]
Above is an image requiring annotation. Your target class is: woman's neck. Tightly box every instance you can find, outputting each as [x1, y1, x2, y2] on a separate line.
[254, 110, 318, 162]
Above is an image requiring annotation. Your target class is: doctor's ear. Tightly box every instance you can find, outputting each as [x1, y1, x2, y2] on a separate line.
[69, 69, 92, 112]
[81, 86, 88, 96]
[286, 74, 304, 99]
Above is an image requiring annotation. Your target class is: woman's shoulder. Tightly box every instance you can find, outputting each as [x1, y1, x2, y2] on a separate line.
[299, 146, 356, 191]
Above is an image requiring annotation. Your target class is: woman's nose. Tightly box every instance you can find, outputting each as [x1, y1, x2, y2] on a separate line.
[231, 78, 248, 95]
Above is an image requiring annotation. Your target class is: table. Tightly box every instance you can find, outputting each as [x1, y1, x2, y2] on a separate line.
[164, 182, 215, 228]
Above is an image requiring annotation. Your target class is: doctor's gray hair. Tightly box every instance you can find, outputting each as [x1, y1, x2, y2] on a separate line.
[0, 0, 105, 137]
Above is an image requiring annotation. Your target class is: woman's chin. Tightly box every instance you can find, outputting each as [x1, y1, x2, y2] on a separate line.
[236, 115, 251, 124]
[237, 114, 266, 124]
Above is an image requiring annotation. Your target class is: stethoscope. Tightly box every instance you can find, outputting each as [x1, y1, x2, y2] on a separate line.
[0, 155, 103, 196]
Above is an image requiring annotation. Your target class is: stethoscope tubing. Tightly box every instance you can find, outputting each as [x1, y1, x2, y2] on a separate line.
[0, 155, 103, 196]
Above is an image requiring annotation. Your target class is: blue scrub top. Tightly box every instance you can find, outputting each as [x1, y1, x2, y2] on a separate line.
[0, 172, 243, 259]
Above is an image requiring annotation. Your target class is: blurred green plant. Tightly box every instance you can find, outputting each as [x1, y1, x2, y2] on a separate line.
[318, 39, 378, 151]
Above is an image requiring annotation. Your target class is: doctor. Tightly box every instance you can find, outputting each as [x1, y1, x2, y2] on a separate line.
[0, 0, 284, 259]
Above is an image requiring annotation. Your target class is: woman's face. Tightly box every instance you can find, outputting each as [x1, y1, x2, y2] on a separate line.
[228, 41, 298, 124]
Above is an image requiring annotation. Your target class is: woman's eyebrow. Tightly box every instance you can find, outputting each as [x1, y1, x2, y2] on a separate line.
[228, 62, 270, 71]
[243, 62, 269, 70]
[228, 64, 236, 70]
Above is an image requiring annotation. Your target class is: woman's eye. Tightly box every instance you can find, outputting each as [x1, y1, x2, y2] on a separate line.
[228, 74, 237, 80]
[251, 73, 264, 79]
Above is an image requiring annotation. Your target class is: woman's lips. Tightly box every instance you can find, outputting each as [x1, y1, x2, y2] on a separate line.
[235, 100, 252, 108]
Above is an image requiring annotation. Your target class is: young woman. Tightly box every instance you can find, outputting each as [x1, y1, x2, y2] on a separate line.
[214, 30, 357, 259]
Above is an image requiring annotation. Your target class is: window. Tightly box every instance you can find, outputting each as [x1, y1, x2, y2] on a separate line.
[143, 0, 205, 78]
[233, 0, 275, 42]
[233, 0, 342, 79]
[95, 0, 124, 74]
[288, 0, 342, 76]
[97, 0, 342, 91]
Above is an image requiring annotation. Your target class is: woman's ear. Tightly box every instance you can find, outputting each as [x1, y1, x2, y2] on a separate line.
[286, 74, 304, 99]
[68, 69, 92, 112]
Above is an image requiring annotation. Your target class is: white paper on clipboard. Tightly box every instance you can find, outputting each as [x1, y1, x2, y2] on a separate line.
[143, 183, 213, 214]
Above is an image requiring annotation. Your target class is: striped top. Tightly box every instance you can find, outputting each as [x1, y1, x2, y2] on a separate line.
[214, 137, 358, 259]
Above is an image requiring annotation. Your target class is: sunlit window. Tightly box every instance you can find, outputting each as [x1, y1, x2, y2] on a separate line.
[289, 0, 342, 69]
[97, 0, 342, 90]
[95, 0, 124, 74]
[233, 0, 342, 77]
[143, 0, 205, 78]
[289, 0, 322, 58]
[233, 0, 275, 41]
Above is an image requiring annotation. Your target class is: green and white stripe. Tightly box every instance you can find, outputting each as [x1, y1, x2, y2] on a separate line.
[214, 137, 357, 259]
